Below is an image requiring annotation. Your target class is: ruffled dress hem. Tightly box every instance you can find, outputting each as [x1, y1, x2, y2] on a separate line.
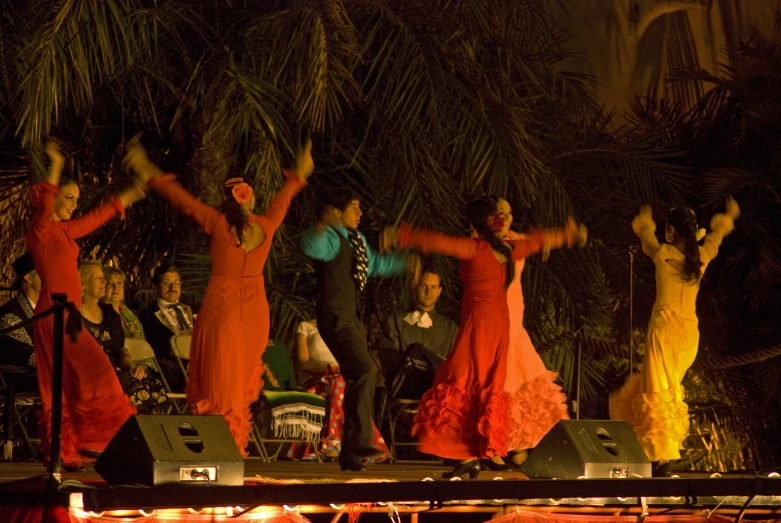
[507, 370, 570, 450]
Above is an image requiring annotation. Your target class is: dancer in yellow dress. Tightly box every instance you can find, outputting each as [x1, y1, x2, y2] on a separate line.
[610, 198, 740, 476]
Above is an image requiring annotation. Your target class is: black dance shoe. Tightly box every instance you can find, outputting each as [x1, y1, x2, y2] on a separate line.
[652, 460, 672, 477]
[78, 448, 102, 460]
[352, 445, 386, 458]
[480, 458, 510, 471]
[442, 459, 481, 480]
[63, 464, 87, 473]
[339, 452, 367, 472]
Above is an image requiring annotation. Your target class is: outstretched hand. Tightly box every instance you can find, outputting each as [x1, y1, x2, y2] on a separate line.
[380, 226, 400, 253]
[407, 252, 422, 286]
[124, 134, 163, 184]
[563, 217, 588, 248]
[724, 197, 740, 221]
[45, 141, 65, 168]
[294, 139, 315, 181]
[632, 205, 655, 235]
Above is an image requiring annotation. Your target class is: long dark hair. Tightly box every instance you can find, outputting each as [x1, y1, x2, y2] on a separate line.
[467, 197, 514, 288]
[224, 175, 251, 244]
[59, 176, 79, 189]
[667, 207, 702, 282]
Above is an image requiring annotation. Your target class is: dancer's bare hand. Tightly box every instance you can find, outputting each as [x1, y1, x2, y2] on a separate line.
[406, 252, 422, 286]
[563, 217, 577, 247]
[576, 223, 588, 247]
[724, 197, 740, 221]
[294, 139, 315, 181]
[380, 227, 400, 253]
[45, 141, 65, 168]
[124, 134, 162, 183]
[632, 205, 654, 235]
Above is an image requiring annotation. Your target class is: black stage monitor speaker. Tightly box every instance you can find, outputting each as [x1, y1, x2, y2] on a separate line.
[95, 415, 244, 486]
[521, 420, 651, 479]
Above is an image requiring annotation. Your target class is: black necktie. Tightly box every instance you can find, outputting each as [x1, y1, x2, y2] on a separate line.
[166, 303, 188, 332]
[348, 229, 369, 292]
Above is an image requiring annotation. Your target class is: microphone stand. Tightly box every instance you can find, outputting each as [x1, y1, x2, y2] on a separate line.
[629, 245, 639, 373]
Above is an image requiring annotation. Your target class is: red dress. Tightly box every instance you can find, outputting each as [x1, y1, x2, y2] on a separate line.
[149, 172, 306, 456]
[398, 225, 546, 459]
[26, 182, 136, 466]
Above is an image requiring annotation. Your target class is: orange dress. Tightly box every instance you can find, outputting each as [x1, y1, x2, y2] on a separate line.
[399, 225, 546, 459]
[26, 182, 136, 466]
[504, 255, 569, 450]
[149, 172, 305, 455]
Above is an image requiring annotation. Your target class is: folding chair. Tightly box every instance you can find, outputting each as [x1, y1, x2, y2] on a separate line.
[125, 338, 185, 414]
[383, 351, 437, 463]
[254, 340, 326, 463]
[0, 365, 41, 460]
[169, 334, 191, 387]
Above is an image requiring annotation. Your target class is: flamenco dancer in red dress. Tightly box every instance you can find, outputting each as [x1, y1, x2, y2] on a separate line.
[383, 197, 584, 478]
[125, 138, 315, 456]
[26, 142, 147, 470]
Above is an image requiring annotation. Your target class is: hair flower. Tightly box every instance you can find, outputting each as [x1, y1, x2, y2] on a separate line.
[231, 183, 254, 205]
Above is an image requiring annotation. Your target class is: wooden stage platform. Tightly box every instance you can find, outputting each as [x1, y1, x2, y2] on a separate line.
[3, 460, 781, 522]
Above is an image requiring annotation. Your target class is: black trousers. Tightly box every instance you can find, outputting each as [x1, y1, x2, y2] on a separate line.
[317, 323, 377, 453]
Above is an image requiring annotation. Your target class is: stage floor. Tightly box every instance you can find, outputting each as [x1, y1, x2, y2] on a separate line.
[4, 460, 781, 522]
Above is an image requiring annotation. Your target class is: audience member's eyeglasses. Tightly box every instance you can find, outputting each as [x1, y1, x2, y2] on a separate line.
[163, 279, 182, 286]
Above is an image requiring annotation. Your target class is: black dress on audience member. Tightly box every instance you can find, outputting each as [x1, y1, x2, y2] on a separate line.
[82, 302, 169, 414]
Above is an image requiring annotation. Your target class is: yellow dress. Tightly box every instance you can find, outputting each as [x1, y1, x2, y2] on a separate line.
[610, 211, 735, 461]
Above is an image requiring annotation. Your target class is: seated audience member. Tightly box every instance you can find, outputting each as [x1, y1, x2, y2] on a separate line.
[287, 319, 390, 462]
[0, 253, 39, 371]
[377, 266, 458, 397]
[80, 261, 168, 413]
[102, 266, 145, 339]
[139, 262, 194, 391]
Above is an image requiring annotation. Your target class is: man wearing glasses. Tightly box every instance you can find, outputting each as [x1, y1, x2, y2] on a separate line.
[139, 262, 194, 391]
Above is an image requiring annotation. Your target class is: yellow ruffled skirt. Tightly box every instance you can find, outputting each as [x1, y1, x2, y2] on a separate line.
[609, 306, 698, 461]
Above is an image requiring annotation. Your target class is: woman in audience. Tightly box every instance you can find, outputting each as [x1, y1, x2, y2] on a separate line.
[102, 266, 145, 339]
[27, 141, 144, 470]
[287, 319, 390, 462]
[80, 261, 168, 414]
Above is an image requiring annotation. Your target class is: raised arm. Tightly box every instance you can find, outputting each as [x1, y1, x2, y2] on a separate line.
[632, 206, 661, 259]
[67, 196, 126, 239]
[148, 175, 221, 234]
[702, 197, 740, 262]
[28, 182, 57, 241]
[256, 170, 307, 233]
[28, 143, 66, 240]
[398, 223, 479, 261]
[258, 139, 314, 232]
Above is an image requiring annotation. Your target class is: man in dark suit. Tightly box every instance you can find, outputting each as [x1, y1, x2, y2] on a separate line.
[139, 263, 194, 391]
[0, 253, 40, 371]
[378, 266, 458, 398]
